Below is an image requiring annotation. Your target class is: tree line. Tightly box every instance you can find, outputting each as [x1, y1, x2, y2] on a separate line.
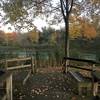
[0, 26, 100, 57]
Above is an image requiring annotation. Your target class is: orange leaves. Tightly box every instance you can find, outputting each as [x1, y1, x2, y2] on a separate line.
[81, 22, 96, 39]
[69, 16, 97, 39]
[77, 17, 97, 39]
[69, 23, 81, 39]
[5, 32, 17, 41]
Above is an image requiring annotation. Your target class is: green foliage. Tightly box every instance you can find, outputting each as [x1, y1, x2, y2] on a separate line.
[0, 26, 100, 64]
[39, 27, 55, 44]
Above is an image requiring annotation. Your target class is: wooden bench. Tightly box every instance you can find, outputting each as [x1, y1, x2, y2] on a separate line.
[67, 71, 92, 95]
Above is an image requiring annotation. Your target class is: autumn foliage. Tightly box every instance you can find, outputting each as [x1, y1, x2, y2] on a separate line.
[69, 16, 97, 39]
[27, 29, 39, 43]
[81, 22, 96, 39]
[5, 32, 17, 41]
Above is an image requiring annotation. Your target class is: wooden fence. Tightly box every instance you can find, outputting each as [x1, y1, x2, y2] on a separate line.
[0, 57, 36, 100]
[5, 57, 33, 71]
[5, 57, 36, 85]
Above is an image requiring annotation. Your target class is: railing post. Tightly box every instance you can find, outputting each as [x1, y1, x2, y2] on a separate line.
[31, 57, 36, 74]
[5, 59, 8, 69]
[91, 64, 99, 99]
[6, 74, 12, 100]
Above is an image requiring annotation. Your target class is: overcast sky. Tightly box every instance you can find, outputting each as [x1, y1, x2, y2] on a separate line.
[0, 0, 82, 33]
[0, 0, 63, 33]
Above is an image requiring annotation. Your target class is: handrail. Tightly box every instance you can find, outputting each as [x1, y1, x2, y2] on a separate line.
[63, 57, 100, 97]
[6, 57, 31, 62]
[5, 57, 34, 73]
[63, 57, 100, 64]
[5, 57, 35, 85]
[67, 64, 93, 71]
[6, 64, 31, 70]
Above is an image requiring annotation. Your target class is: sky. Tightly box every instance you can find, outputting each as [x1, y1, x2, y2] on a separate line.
[0, 18, 46, 33]
[33, 18, 65, 31]
[0, 0, 65, 33]
[0, 17, 65, 33]
[0, 0, 84, 33]
[0, 24, 14, 33]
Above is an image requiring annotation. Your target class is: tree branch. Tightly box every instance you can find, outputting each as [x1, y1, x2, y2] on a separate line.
[68, 0, 74, 14]
[60, 0, 66, 22]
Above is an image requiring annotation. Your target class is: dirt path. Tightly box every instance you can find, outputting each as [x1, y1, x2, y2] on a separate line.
[13, 71, 91, 100]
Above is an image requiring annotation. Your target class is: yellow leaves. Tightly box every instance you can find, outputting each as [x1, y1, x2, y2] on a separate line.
[50, 31, 61, 44]
[81, 21, 97, 39]
[50, 31, 58, 44]
[90, 0, 100, 4]
[28, 29, 39, 43]
[69, 14, 78, 22]
[69, 23, 81, 39]
[69, 16, 97, 39]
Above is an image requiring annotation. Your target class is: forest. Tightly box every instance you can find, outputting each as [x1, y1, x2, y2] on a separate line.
[0, 0, 100, 100]
[0, 25, 100, 60]
[0, 0, 99, 60]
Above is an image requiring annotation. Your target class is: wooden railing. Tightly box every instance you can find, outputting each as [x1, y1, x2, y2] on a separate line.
[5, 57, 35, 73]
[6, 57, 32, 70]
[4, 57, 35, 85]
[63, 57, 100, 97]
[0, 57, 36, 100]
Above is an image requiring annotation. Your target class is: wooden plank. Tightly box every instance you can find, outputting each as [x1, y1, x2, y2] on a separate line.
[68, 65, 92, 71]
[6, 74, 12, 100]
[10, 75, 12, 100]
[6, 64, 31, 70]
[31, 57, 36, 74]
[93, 82, 98, 96]
[23, 70, 31, 85]
[64, 57, 100, 64]
[6, 57, 31, 62]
